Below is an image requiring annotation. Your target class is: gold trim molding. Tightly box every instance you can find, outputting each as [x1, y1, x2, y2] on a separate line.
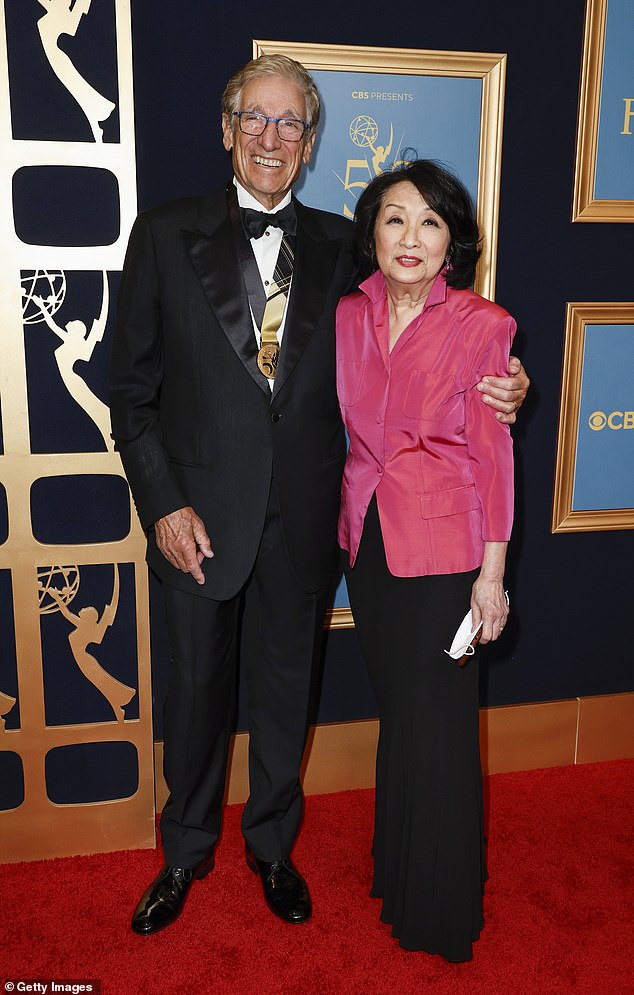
[552, 302, 634, 533]
[324, 606, 354, 629]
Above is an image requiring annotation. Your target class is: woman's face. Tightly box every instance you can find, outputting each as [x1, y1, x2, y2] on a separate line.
[373, 181, 451, 295]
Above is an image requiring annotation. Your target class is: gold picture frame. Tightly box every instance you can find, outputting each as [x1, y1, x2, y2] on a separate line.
[573, 0, 634, 222]
[254, 40, 508, 627]
[552, 303, 634, 533]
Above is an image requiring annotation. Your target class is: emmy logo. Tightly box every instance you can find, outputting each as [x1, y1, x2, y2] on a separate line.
[25, 270, 114, 452]
[37, 564, 81, 615]
[38, 564, 136, 722]
[22, 270, 67, 325]
[335, 116, 406, 218]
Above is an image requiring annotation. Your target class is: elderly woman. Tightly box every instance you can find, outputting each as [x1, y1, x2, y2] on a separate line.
[336, 160, 516, 962]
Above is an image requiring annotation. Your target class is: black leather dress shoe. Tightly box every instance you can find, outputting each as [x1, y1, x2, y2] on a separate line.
[246, 846, 312, 924]
[131, 853, 215, 935]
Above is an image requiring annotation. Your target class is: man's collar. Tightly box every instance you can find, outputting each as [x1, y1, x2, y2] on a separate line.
[233, 177, 292, 213]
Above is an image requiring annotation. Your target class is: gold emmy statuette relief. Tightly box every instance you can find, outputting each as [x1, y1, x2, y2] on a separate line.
[35, 0, 116, 143]
[39, 564, 136, 722]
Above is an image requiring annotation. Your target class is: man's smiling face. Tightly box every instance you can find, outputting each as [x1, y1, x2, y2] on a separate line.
[222, 74, 315, 210]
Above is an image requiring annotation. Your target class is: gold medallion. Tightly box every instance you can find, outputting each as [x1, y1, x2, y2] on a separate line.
[257, 342, 279, 379]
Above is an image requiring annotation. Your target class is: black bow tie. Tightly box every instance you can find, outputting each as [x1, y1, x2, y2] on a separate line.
[241, 202, 297, 240]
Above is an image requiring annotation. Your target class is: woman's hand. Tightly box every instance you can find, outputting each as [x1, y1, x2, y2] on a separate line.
[470, 541, 509, 644]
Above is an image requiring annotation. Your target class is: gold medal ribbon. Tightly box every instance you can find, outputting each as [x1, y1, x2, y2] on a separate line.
[257, 234, 294, 379]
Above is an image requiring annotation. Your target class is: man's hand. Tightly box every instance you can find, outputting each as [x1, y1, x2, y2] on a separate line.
[476, 355, 530, 425]
[155, 506, 213, 585]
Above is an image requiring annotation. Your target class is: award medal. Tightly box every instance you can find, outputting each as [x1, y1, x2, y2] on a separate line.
[257, 342, 279, 379]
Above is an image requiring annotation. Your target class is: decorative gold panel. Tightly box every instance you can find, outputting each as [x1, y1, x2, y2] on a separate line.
[0, 0, 155, 861]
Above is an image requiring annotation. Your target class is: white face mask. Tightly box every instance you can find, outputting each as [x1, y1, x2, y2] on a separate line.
[444, 611, 482, 662]
[444, 592, 509, 663]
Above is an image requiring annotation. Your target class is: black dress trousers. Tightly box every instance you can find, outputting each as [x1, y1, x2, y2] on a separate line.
[159, 478, 327, 868]
[345, 495, 486, 962]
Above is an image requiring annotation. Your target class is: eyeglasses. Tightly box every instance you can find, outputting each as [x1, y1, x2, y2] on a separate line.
[232, 111, 309, 142]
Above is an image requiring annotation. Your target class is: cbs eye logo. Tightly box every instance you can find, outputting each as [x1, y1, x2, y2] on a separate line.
[588, 410, 634, 430]
[588, 411, 607, 430]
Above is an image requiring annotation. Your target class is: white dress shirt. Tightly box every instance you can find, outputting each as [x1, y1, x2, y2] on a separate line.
[234, 178, 293, 388]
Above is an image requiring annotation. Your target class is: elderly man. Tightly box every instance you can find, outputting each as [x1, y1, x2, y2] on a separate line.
[109, 54, 528, 935]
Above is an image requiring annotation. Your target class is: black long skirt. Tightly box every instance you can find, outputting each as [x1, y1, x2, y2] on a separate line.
[345, 495, 486, 962]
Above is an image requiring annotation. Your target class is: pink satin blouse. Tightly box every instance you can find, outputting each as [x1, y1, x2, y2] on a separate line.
[336, 269, 516, 577]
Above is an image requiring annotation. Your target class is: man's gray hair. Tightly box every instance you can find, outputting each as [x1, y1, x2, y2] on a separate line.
[222, 54, 321, 132]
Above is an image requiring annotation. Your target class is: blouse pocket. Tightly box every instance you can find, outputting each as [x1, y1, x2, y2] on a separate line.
[402, 370, 462, 421]
[421, 483, 480, 520]
[337, 359, 366, 407]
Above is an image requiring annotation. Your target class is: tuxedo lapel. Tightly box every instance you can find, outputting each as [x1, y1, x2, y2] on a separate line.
[181, 192, 269, 395]
[272, 202, 341, 399]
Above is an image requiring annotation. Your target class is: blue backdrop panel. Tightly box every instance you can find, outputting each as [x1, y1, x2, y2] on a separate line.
[298, 71, 481, 213]
[573, 323, 634, 511]
[595, 0, 634, 200]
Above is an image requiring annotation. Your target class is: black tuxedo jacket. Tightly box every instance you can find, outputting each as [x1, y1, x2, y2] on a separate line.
[109, 185, 357, 599]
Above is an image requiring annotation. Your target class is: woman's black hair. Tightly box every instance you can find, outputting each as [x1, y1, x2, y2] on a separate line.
[354, 159, 482, 289]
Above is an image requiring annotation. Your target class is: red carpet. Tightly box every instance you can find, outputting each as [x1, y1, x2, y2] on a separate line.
[1, 760, 633, 994]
